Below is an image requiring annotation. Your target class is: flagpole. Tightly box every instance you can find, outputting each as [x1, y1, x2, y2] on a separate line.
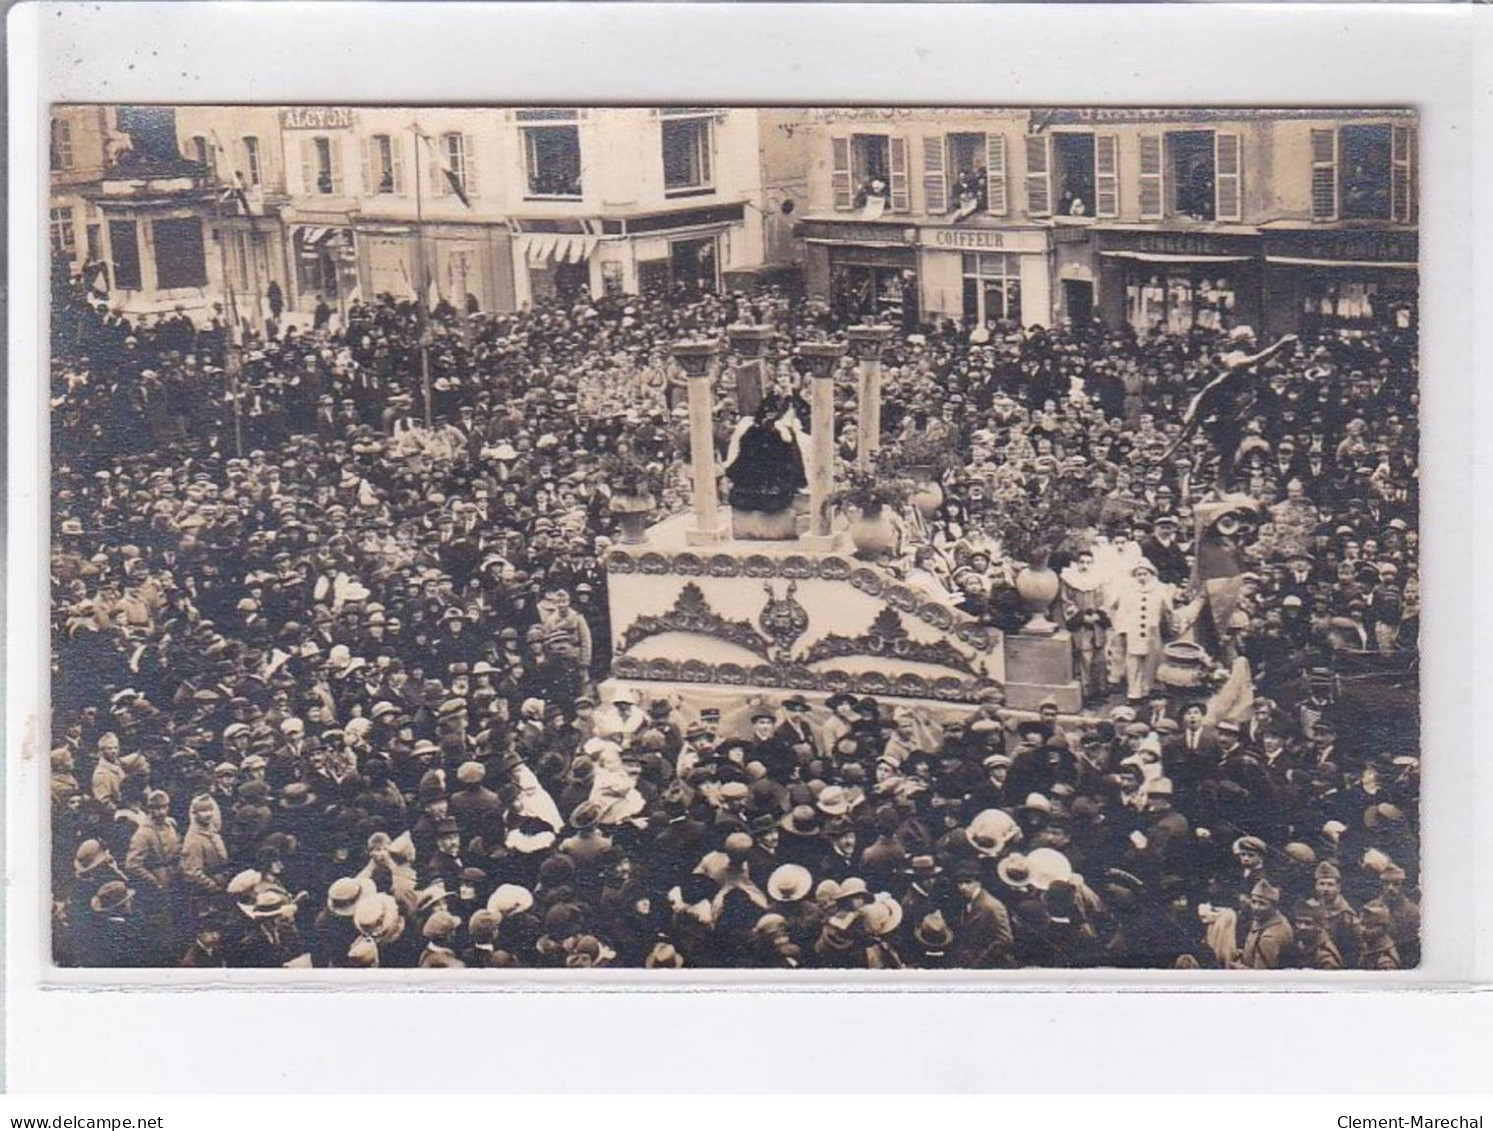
[412, 122, 434, 428]
[211, 169, 244, 458]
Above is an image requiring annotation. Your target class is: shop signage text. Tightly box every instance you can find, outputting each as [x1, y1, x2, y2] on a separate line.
[281, 107, 355, 131]
[1043, 108, 1414, 124]
[1100, 230, 1258, 257]
[1264, 228, 1418, 263]
[928, 228, 1005, 250]
[921, 227, 1047, 253]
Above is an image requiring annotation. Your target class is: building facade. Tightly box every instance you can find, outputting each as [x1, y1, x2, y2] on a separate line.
[795, 108, 1053, 330]
[795, 107, 1418, 337]
[261, 105, 776, 316]
[174, 106, 296, 331]
[49, 106, 129, 282]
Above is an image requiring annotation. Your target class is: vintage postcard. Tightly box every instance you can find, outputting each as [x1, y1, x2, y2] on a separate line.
[48, 104, 1419, 972]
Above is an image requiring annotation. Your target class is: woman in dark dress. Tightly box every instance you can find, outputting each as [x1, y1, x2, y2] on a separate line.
[723, 394, 808, 539]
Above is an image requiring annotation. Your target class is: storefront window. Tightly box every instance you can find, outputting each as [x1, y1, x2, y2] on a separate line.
[961, 252, 1021, 325]
[830, 262, 919, 328]
[1301, 277, 1415, 331]
[1125, 271, 1235, 335]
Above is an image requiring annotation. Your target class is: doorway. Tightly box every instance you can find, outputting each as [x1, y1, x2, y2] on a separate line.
[670, 235, 720, 298]
[1064, 279, 1094, 326]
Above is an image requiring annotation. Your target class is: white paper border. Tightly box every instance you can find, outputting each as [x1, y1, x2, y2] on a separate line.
[8, 0, 1492, 1092]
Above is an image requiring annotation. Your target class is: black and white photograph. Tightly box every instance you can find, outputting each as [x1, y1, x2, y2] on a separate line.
[46, 103, 1422, 974]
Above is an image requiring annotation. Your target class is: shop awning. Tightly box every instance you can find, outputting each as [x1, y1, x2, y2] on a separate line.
[520, 233, 598, 266]
[1100, 250, 1252, 264]
[299, 226, 331, 246]
[1265, 255, 1418, 270]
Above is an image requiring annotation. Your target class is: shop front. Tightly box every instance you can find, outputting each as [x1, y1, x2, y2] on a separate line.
[1094, 228, 1262, 335]
[516, 221, 601, 305]
[1260, 226, 1418, 336]
[512, 204, 745, 305]
[916, 225, 1052, 329]
[801, 220, 920, 330]
[292, 223, 359, 315]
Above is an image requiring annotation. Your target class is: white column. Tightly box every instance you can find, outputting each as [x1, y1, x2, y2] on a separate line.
[798, 340, 848, 538]
[671, 339, 728, 544]
[846, 324, 894, 470]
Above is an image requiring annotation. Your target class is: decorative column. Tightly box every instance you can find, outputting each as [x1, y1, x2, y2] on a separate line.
[846, 324, 895, 471]
[727, 322, 775, 419]
[671, 339, 728, 545]
[797, 340, 848, 540]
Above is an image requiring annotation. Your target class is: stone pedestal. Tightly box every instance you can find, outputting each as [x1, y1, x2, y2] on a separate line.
[1004, 630, 1083, 713]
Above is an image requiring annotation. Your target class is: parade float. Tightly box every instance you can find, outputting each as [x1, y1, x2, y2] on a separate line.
[598, 329, 1083, 720]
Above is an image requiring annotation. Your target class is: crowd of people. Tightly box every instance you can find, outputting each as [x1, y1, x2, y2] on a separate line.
[49, 268, 1420, 971]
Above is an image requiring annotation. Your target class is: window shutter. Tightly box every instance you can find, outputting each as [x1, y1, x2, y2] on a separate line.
[1024, 134, 1051, 217]
[922, 135, 947, 214]
[360, 137, 373, 196]
[699, 121, 713, 187]
[463, 133, 479, 198]
[329, 138, 344, 196]
[888, 136, 910, 212]
[1391, 124, 1413, 223]
[986, 134, 1008, 215]
[1215, 131, 1242, 222]
[1138, 135, 1163, 220]
[300, 138, 315, 196]
[831, 136, 852, 210]
[1311, 127, 1338, 221]
[392, 136, 406, 196]
[1095, 134, 1119, 218]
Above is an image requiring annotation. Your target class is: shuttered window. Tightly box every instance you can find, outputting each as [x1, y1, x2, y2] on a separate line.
[1138, 135, 1163, 219]
[986, 134, 1008, 215]
[302, 137, 341, 195]
[1391, 124, 1415, 223]
[888, 136, 909, 212]
[1215, 131, 1242, 222]
[831, 135, 852, 210]
[1025, 134, 1051, 217]
[1095, 134, 1119, 218]
[922, 135, 947, 214]
[1311, 127, 1338, 221]
[241, 136, 262, 187]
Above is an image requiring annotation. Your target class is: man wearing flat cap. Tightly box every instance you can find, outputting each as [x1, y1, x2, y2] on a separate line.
[1238, 878, 1292, 969]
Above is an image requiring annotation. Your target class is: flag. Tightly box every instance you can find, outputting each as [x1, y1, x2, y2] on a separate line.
[421, 132, 471, 208]
[209, 130, 254, 214]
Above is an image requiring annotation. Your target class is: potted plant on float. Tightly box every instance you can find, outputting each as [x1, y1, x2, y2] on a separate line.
[979, 483, 1071, 635]
[602, 450, 659, 545]
[883, 430, 960, 520]
[833, 469, 914, 561]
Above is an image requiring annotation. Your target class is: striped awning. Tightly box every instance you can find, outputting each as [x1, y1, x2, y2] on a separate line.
[520, 233, 599, 266]
[299, 226, 330, 246]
